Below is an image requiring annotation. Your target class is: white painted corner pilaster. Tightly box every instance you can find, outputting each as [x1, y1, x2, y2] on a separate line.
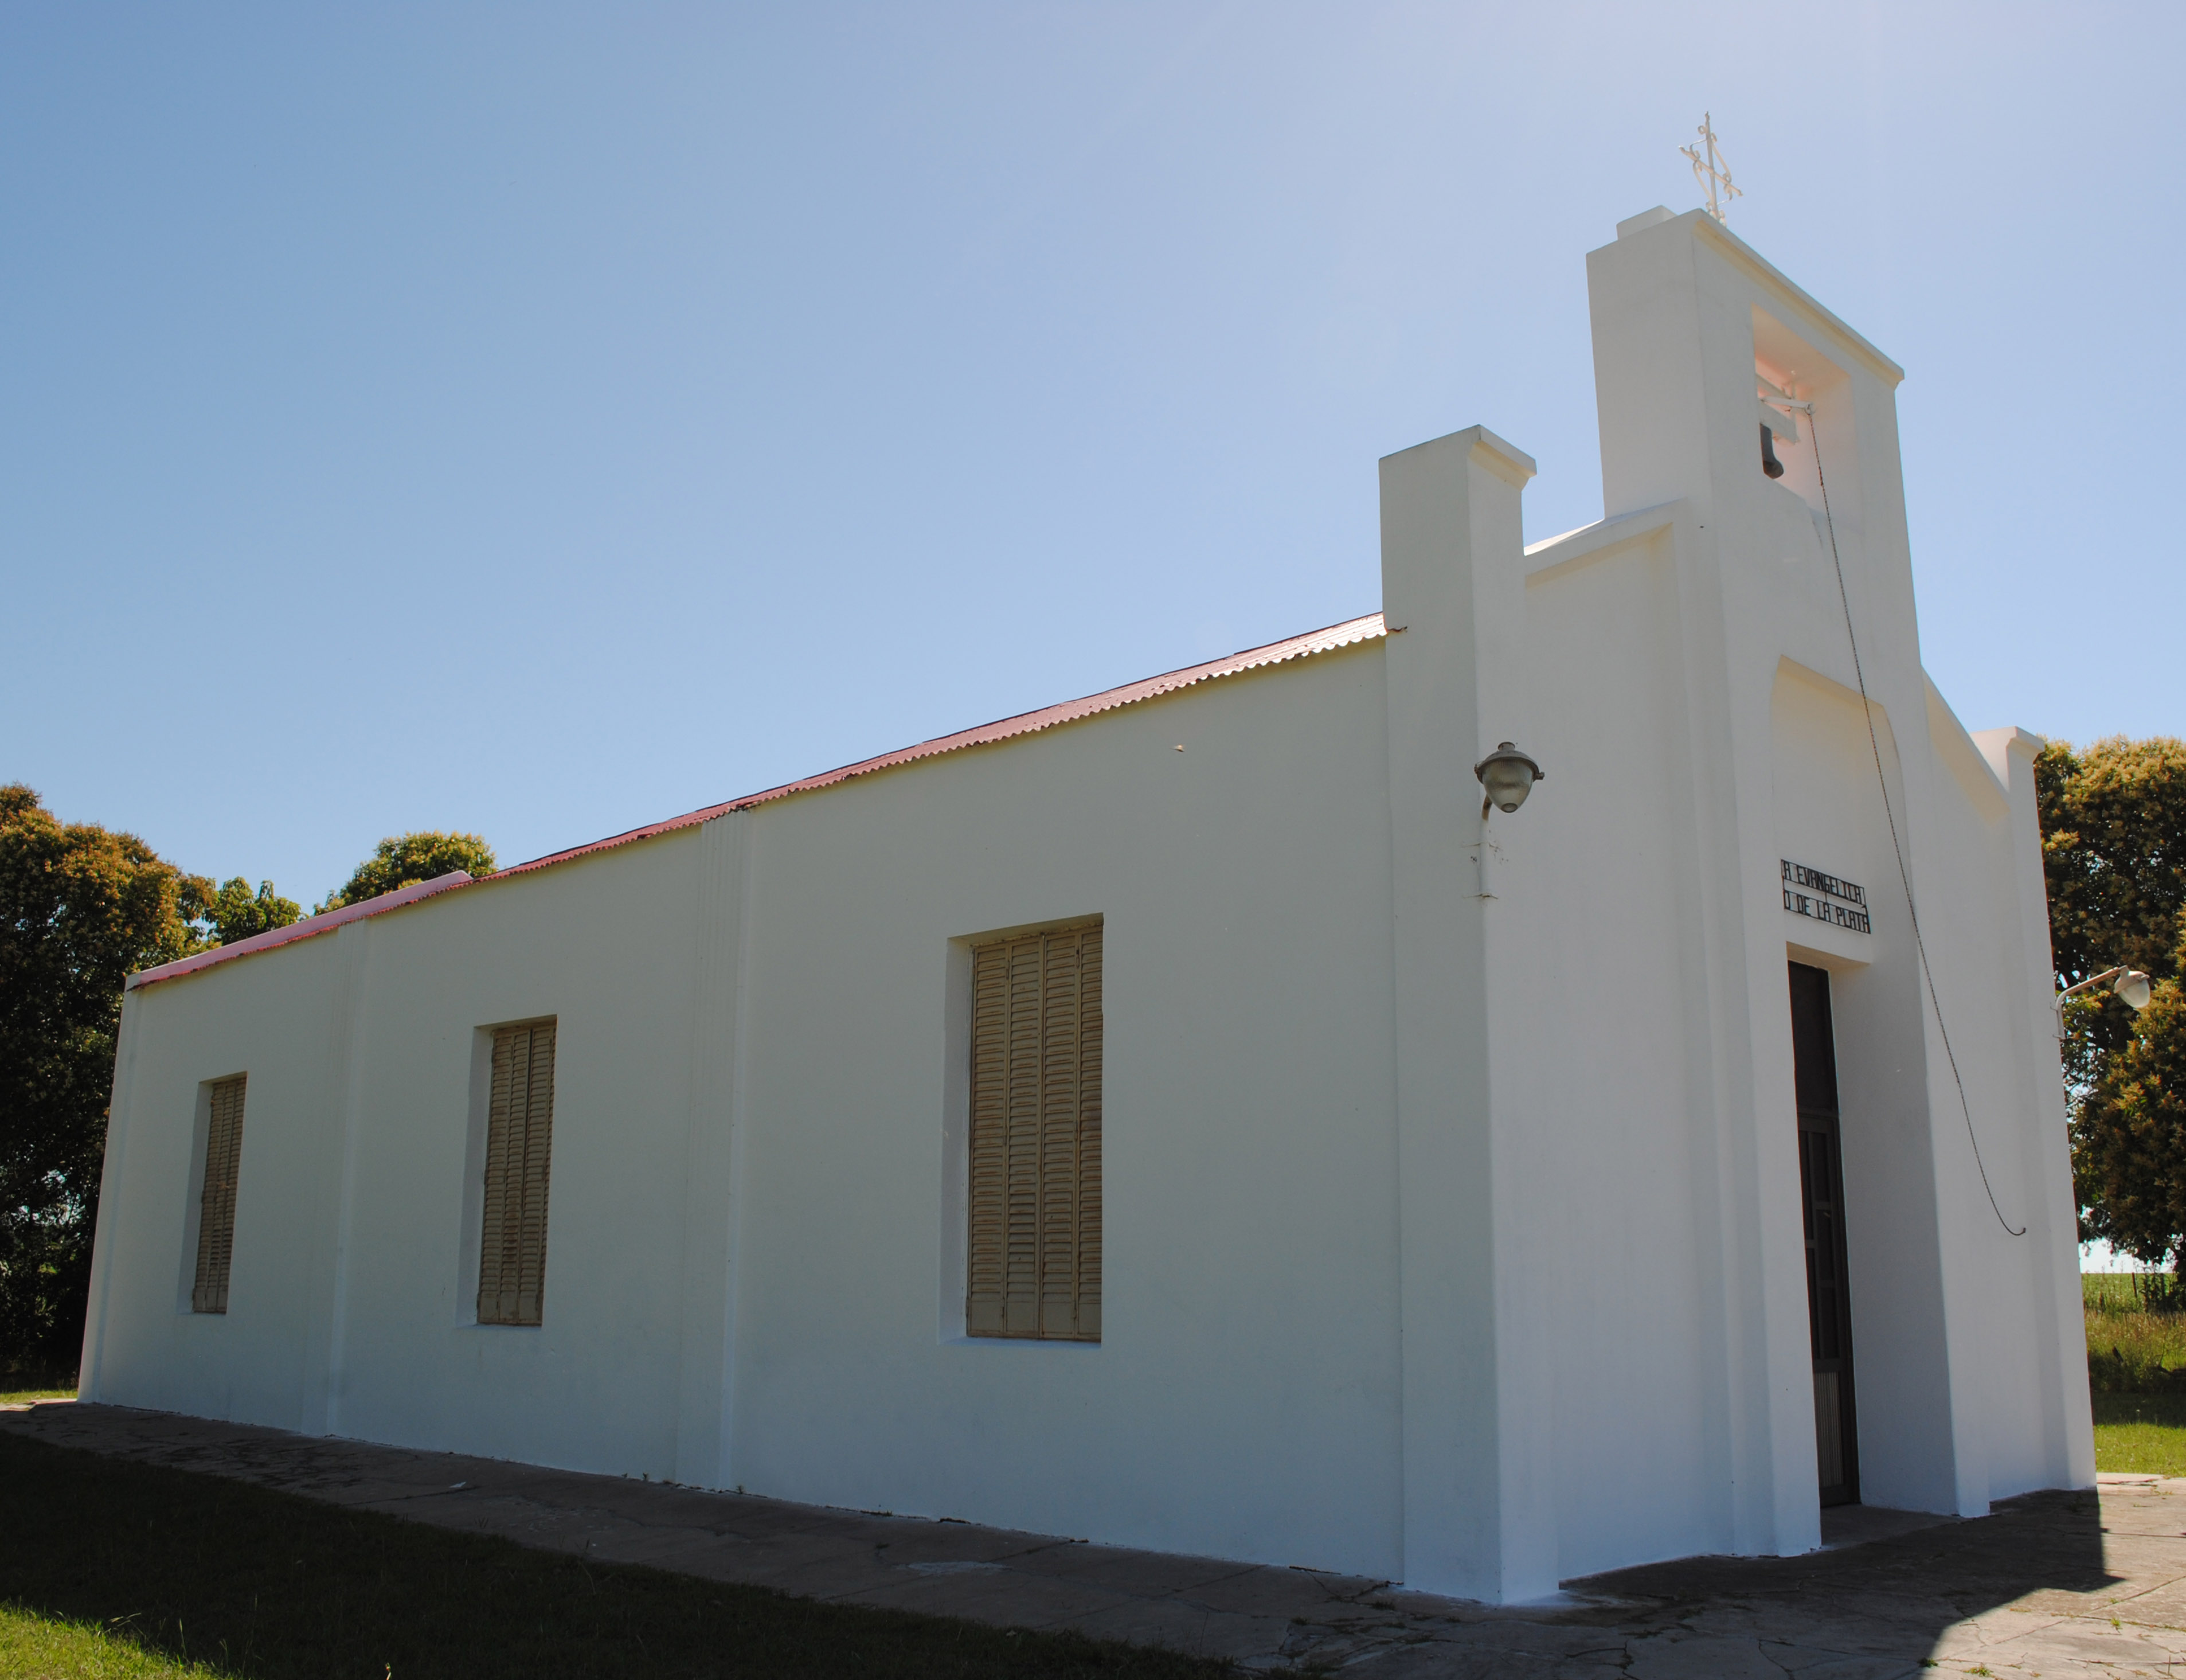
[1381, 424, 1558, 1601]
[672, 811, 753, 1488]
[1977, 726, 2094, 1491]
[297, 918, 375, 1437]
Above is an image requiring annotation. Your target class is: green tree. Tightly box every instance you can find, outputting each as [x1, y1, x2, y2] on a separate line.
[2072, 927, 2186, 1268]
[204, 877, 303, 946]
[2040, 737, 2186, 1264]
[319, 832, 495, 912]
[0, 787, 212, 1370]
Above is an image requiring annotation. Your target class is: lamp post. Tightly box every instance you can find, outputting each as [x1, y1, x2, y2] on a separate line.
[1471, 741, 1544, 897]
[2055, 965, 2154, 1041]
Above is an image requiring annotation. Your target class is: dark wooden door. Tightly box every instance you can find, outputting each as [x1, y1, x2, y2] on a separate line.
[1789, 961, 1859, 1506]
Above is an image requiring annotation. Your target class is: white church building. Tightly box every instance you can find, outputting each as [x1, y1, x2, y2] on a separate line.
[80, 207, 2091, 1602]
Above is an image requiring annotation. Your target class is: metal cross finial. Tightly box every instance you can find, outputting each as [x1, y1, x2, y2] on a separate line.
[1680, 113, 1742, 224]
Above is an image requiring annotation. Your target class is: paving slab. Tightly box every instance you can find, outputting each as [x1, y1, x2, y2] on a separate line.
[1340, 1647, 1628, 1680]
[1772, 1659, 1923, 1680]
[1007, 1541, 1264, 1596]
[2098, 1573, 2186, 1626]
[1624, 1632, 1808, 1679]
[3, 1398, 2181, 1675]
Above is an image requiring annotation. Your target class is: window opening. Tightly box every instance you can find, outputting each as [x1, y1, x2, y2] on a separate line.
[191, 1075, 248, 1314]
[478, 1020, 556, 1326]
[967, 924, 1102, 1341]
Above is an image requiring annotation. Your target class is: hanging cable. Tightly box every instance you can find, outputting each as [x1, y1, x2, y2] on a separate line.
[1804, 419, 2026, 1238]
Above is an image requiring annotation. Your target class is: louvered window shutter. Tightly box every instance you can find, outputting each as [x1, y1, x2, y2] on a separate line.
[191, 1075, 248, 1314]
[967, 924, 1101, 1341]
[478, 1021, 556, 1326]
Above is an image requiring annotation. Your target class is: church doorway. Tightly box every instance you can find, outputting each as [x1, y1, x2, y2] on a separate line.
[1790, 961, 1860, 1506]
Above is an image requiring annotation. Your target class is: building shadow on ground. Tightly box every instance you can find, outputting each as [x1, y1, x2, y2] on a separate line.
[1529, 1488, 2118, 1676]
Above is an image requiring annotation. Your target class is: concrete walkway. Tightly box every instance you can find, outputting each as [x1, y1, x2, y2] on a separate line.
[3, 1400, 2180, 1677]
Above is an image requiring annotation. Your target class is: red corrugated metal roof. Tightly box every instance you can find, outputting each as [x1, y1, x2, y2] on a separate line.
[130, 610, 1386, 990]
[128, 871, 475, 991]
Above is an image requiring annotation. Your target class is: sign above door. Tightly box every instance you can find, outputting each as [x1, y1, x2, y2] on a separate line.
[1782, 859, 1871, 935]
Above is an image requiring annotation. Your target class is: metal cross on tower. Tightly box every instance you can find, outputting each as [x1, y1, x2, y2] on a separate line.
[1680, 113, 1742, 224]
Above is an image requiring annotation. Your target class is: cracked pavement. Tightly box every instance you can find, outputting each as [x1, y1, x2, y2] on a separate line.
[3, 1400, 2177, 1676]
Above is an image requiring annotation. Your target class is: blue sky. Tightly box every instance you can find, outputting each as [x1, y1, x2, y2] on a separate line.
[3, 3, 2179, 902]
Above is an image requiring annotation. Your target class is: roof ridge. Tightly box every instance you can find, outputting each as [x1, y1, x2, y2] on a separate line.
[130, 609, 1387, 989]
[128, 871, 474, 991]
[493, 609, 1387, 880]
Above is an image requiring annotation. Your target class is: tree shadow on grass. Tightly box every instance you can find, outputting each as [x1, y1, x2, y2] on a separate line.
[0, 1433, 1233, 1680]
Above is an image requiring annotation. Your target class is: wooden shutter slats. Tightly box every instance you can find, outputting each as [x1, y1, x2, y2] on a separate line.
[482, 1029, 514, 1320]
[191, 1074, 247, 1314]
[967, 924, 1101, 1341]
[479, 1020, 555, 1326]
[967, 944, 1010, 1333]
[1002, 936, 1039, 1334]
[1078, 932, 1102, 1335]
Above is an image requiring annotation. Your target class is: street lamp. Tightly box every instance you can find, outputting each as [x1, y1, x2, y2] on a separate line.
[2055, 965, 2154, 1041]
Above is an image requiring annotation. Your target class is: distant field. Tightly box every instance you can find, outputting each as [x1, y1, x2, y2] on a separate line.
[2082, 1273, 2186, 1311]
[2084, 1275, 2186, 1393]
[2085, 1273, 2156, 1311]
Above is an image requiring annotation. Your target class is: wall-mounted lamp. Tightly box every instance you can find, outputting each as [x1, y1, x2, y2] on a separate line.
[2055, 965, 2155, 1041]
[1474, 741, 1544, 822]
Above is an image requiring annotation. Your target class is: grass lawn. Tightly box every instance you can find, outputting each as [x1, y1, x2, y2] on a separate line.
[2091, 1393, 2186, 1475]
[1, 1366, 77, 1406]
[0, 1432, 1243, 1679]
[0, 1603, 221, 1678]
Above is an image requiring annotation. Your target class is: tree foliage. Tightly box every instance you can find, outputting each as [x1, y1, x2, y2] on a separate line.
[205, 877, 303, 947]
[319, 832, 495, 912]
[2073, 935, 2186, 1268]
[2042, 737, 2186, 1265]
[0, 787, 213, 1368]
[2039, 736, 2186, 989]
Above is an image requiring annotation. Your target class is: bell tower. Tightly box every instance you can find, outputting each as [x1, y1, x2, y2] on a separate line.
[1585, 204, 1910, 565]
[1578, 206, 2003, 1542]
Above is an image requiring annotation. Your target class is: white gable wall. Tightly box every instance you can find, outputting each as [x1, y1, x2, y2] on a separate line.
[1559, 207, 2087, 1560]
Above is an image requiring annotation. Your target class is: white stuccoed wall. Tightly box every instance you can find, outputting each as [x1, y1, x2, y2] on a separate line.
[84, 837, 713, 1472]
[1518, 503, 1742, 1581]
[1533, 206, 2089, 1565]
[718, 648, 1405, 1570]
[85, 646, 1416, 1579]
[80, 208, 2090, 1603]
